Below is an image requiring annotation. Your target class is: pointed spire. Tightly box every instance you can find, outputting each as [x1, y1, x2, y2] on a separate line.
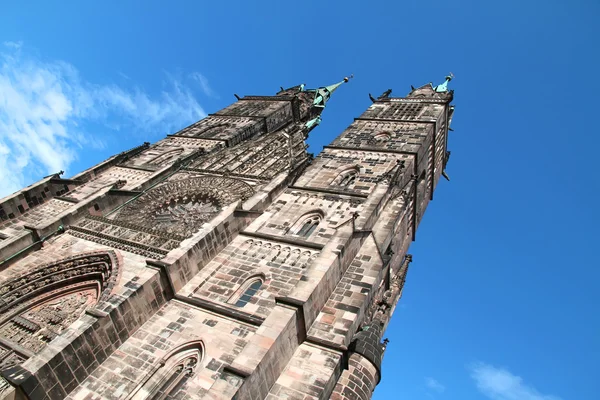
[312, 75, 353, 107]
[434, 72, 454, 93]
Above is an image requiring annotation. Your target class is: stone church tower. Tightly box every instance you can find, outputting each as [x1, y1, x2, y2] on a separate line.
[0, 75, 455, 400]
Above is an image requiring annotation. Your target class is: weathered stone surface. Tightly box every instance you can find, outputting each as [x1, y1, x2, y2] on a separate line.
[0, 81, 454, 400]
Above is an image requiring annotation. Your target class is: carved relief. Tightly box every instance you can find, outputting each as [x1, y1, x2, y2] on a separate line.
[0, 251, 120, 361]
[0, 289, 95, 353]
[114, 176, 255, 237]
[0, 344, 23, 371]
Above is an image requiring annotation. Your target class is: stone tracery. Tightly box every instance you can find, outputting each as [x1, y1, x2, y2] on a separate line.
[114, 176, 255, 238]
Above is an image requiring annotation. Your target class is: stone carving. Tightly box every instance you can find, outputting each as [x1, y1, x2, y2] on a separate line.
[0, 289, 95, 353]
[73, 215, 182, 252]
[0, 376, 12, 398]
[0, 251, 120, 359]
[0, 344, 23, 371]
[241, 239, 318, 269]
[114, 176, 255, 237]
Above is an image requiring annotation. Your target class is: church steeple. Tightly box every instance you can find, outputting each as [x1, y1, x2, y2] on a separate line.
[310, 75, 353, 108]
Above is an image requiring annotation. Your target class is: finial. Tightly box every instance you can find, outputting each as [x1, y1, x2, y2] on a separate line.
[234, 94, 241, 100]
[311, 75, 352, 108]
[434, 72, 454, 93]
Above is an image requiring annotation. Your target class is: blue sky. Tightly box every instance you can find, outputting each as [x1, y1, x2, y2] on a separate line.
[1, 1, 598, 399]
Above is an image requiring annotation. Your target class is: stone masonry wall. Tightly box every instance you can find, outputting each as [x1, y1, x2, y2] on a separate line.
[330, 353, 379, 400]
[307, 235, 383, 348]
[266, 343, 343, 400]
[66, 300, 257, 400]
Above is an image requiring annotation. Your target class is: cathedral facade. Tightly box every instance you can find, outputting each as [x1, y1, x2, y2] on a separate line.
[0, 76, 455, 400]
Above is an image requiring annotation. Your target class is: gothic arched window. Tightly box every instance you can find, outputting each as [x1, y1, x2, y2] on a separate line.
[150, 356, 197, 400]
[148, 148, 184, 167]
[196, 124, 229, 139]
[229, 277, 263, 308]
[334, 169, 358, 188]
[292, 213, 322, 238]
[130, 342, 203, 400]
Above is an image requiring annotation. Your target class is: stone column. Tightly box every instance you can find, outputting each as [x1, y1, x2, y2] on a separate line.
[329, 323, 383, 400]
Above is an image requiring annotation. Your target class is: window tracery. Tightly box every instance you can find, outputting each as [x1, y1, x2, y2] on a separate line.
[130, 342, 203, 400]
[334, 169, 359, 188]
[289, 213, 322, 238]
[148, 148, 184, 167]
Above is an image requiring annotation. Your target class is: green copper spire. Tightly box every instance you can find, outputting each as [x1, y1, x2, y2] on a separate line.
[434, 72, 454, 93]
[312, 75, 353, 108]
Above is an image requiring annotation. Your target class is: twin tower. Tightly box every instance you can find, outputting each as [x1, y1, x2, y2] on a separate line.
[0, 76, 455, 400]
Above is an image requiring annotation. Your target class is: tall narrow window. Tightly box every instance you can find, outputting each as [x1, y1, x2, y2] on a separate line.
[232, 278, 263, 307]
[129, 343, 203, 400]
[149, 148, 184, 167]
[151, 356, 198, 400]
[297, 215, 321, 237]
[334, 168, 359, 189]
[339, 171, 357, 187]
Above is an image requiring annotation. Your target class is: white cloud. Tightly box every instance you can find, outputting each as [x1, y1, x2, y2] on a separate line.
[190, 71, 218, 98]
[470, 363, 562, 400]
[0, 42, 207, 197]
[425, 377, 446, 393]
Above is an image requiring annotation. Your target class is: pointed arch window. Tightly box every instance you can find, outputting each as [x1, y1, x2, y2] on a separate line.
[148, 148, 184, 167]
[129, 342, 203, 400]
[196, 124, 230, 139]
[293, 213, 322, 238]
[336, 169, 358, 188]
[229, 277, 263, 308]
[150, 356, 197, 400]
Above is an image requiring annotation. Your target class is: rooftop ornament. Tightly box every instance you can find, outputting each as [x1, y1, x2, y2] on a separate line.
[310, 75, 353, 108]
[434, 72, 454, 93]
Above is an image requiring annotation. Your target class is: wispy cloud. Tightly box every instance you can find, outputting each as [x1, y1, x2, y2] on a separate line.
[3, 41, 22, 49]
[470, 362, 562, 400]
[425, 377, 446, 394]
[0, 42, 207, 197]
[190, 72, 218, 98]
